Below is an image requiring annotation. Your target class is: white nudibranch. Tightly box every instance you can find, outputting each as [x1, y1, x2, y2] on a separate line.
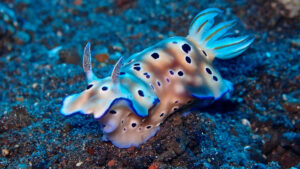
[60, 8, 254, 148]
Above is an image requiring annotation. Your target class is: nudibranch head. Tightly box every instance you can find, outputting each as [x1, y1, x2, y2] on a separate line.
[60, 43, 159, 119]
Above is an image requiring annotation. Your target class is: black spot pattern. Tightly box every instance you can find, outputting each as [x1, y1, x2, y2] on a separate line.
[202, 50, 207, 56]
[143, 72, 150, 79]
[169, 70, 174, 75]
[110, 110, 117, 114]
[133, 66, 141, 71]
[182, 44, 191, 53]
[102, 86, 108, 91]
[151, 53, 159, 59]
[146, 126, 152, 129]
[120, 72, 125, 75]
[150, 84, 154, 90]
[138, 90, 144, 97]
[157, 81, 161, 86]
[86, 84, 93, 90]
[160, 113, 164, 117]
[131, 123, 137, 127]
[178, 71, 184, 76]
[185, 56, 191, 64]
[206, 68, 212, 74]
[213, 76, 218, 81]
[134, 63, 140, 66]
[166, 78, 170, 83]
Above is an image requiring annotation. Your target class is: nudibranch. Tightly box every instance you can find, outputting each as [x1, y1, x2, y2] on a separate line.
[61, 8, 254, 148]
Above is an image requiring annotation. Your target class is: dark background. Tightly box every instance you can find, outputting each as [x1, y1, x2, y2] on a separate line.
[0, 0, 299, 168]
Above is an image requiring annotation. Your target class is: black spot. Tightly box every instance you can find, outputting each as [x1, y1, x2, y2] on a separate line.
[86, 84, 93, 90]
[109, 110, 117, 114]
[160, 113, 164, 117]
[169, 70, 174, 75]
[166, 78, 170, 83]
[205, 68, 212, 74]
[175, 100, 178, 104]
[138, 90, 144, 97]
[157, 81, 161, 86]
[131, 123, 137, 127]
[120, 72, 125, 75]
[202, 50, 207, 56]
[151, 53, 159, 59]
[134, 63, 140, 66]
[123, 128, 126, 131]
[185, 56, 191, 64]
[178, 71, 184, 76]
[146, 126, 152, 129]
[173, 107, 178, 111]
[187, 100, 193, 104]
[143, 72, 150, 79]
[121, 120, 124, 123]
[102, 86, 108, 91]
[213, 76, 218, 81]
[133, 66, 141, 71]
[150, 84, 154, 90]
[182, 44, 191, 53]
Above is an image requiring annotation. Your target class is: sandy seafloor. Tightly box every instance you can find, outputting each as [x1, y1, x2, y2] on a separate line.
[0, 0, 299, 168]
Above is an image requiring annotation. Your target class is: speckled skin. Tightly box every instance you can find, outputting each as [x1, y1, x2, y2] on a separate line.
[61, 8, 254, 148]
[97, 36, 234, 147]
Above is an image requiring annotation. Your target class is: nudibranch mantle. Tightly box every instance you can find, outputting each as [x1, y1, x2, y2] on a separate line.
[61, 8, 254, 148]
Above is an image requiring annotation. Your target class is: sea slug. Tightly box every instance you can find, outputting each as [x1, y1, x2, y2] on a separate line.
[61, 8, 254, 148]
